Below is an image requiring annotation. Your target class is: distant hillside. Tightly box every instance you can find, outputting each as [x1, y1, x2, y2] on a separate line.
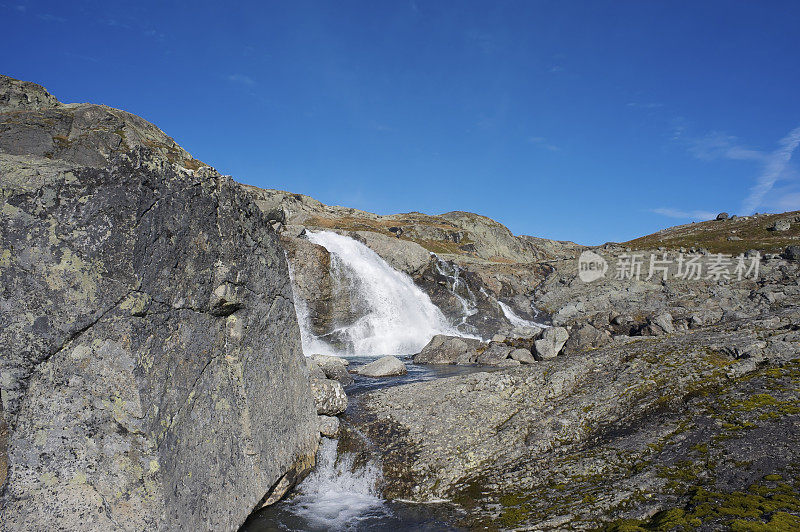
[623, 212, 800, 255]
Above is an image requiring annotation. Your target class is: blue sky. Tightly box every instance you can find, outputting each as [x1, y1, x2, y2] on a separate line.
[2, 1, 799, 244]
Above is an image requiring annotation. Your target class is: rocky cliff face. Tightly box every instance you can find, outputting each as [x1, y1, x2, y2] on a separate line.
[242, 185, 569, 339]
[0, 75, 318, 531]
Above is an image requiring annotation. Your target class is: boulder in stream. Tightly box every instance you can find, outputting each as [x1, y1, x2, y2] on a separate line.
[356, 356, 408, 377]
[413, 335, 482, 365]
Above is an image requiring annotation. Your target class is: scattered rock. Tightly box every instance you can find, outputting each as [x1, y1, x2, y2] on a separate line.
[510, 326, 543, 339]
[768, 219, 791, 231]
[491, 334, 507, 343]
[497, 358, 521, 367]
[356, 356, 407, 377]
[564, 323, 609, 353]
[318, 415, 340, 438]
[509, 348, 535, 364]
[311, 378, 348, 415]
[534, 327, 569, 360]
[650, 312, 675, 334]
[413, 335, 482, 365]
[783, 246, 800, 261]
[716, 212, 729, 220]
[311, 355, 353, 386]
[476, 343, 513, 365]
[306, 358, 326, 381]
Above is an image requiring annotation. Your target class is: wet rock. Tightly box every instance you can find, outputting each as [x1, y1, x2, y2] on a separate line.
[534, 326, 569, 359]
[318, 415, 340, 438]
[311, 378, 348, 415]
[311, 354, 350, 367]
[356, 356, 407, 377]
[509, 348, 535, 364]
[413, 335, 482, 365]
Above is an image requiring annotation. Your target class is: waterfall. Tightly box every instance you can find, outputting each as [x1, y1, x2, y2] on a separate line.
[285, 438, 388, 530]
[434, 257, 478, 331]
[300, 230, 462, 357]
[498, 300, 549, 329]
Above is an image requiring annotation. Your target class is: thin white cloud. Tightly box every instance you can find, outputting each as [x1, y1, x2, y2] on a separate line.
[742, 126, 800, 214]
[227, 74, 256, 87]
[651, 208, 716, 221]
[528, 136, 560, 152]
[688, 132, 765, 162]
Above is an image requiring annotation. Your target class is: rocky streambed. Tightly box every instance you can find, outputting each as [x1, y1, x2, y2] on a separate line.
[247, 301, 800, 531]
[243, 356, 493, 531]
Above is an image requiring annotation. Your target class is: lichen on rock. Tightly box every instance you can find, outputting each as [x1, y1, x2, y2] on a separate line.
[0, 75, 318, 531]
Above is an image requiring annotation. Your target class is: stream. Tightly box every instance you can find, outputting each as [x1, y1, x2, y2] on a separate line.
[241, 356, 493, 532]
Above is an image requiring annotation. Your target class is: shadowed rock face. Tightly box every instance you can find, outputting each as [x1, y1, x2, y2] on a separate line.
[0, 75, 318, 531]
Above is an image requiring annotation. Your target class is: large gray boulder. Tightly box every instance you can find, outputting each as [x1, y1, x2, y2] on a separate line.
[783, 245, 800, 261]
[475, 343, 512, 365]
[564, 323, 609, 353]
[768, 219, 791, 231]
[534, 326, 569, 359]
[413, 335, 482, 365]
[0, 75, 319, 531]
[356, 355, 408, 377]
[351, 311, 800, 528]
[650, 312, 676, 334]
[509, 348, 535, 364]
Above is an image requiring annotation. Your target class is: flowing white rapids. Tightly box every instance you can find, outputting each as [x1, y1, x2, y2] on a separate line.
[302, 230, 462, 357]
[498, 300, 549, 329]
[285, 438, 387, 530]
[434, 258, 478, 330]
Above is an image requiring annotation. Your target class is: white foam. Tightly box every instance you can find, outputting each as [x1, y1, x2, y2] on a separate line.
[498, 300, 549, 329]
[298, 230, 463, 356]
[287, 438, 388, 529]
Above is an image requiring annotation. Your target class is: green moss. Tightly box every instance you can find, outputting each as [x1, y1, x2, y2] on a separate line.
[691, 443, 709, 455]
[731, 512, 800, 532]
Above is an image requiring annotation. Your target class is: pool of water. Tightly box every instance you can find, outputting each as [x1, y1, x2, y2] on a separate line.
[241, 357, 493, 532]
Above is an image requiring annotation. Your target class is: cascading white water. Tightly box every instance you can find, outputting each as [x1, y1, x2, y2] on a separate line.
[434, 257, 478, 330]
[286, 438, 387, 530]
[498, 300, 549, 329]
[302, 230, 462, 357]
